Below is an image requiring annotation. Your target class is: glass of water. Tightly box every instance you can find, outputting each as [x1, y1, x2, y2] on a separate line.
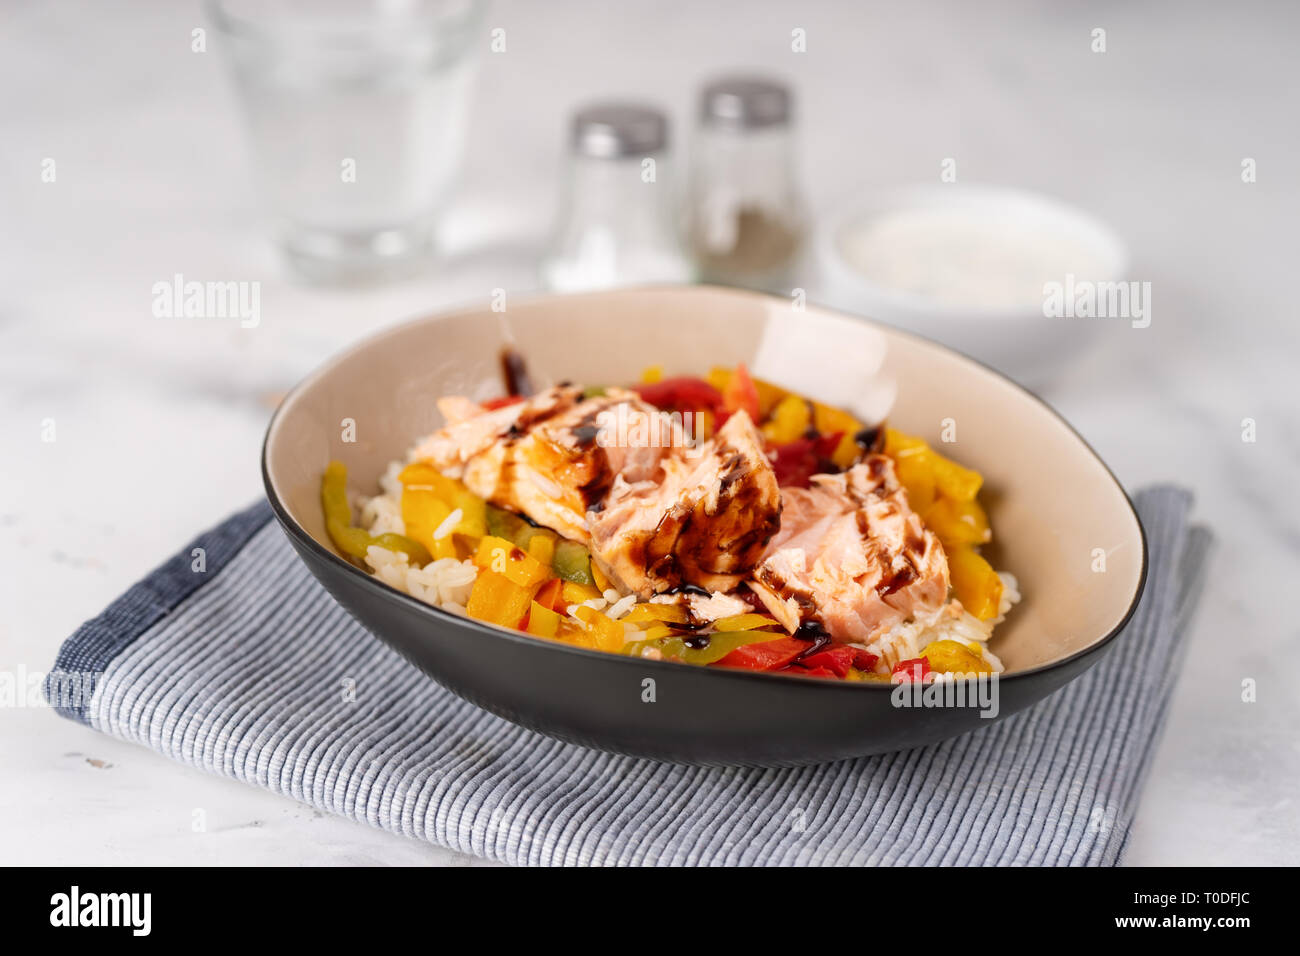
[207, 0, 485, 282]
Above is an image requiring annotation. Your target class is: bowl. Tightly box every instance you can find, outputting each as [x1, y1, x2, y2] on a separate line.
[262, 285, 1146, 765]
[816, 184, 1130, 383]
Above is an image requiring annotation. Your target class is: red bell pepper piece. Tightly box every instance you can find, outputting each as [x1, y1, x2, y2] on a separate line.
[796, 644, 856, 678]
[715, 636, 812, 671]
[769, 431, 844, 488]
[785, 665, 839, 679]
[721, 363, 761, 422]
[633, 378, 725, 416]
[891, 657, 931, 683]
[534, 578, 565, 612]
[851, 648, 880, 672]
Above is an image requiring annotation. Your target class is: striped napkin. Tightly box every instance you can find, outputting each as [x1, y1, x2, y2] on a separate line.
[47, 487, 1208, 866]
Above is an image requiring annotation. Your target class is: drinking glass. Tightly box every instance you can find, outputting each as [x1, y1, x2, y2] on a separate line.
[207, 0, 485, 282]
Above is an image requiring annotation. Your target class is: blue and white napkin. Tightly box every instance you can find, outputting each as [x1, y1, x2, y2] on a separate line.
[47, 487, 1208, 865]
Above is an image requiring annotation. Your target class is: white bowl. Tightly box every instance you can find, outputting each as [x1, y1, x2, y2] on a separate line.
[815, 184, 1129, 383]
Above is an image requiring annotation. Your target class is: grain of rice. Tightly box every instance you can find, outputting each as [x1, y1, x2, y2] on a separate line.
[433, 508, 462, 540]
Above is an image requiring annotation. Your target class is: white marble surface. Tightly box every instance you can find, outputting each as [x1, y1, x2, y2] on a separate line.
[2, 0, 1297, 866]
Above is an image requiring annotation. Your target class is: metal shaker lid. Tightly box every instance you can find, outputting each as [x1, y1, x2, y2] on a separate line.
[699, 75, 792, 129]
[572, 103, 669, 159]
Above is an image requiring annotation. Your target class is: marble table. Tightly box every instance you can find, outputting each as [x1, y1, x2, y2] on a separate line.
[2, 0, 1296, 866]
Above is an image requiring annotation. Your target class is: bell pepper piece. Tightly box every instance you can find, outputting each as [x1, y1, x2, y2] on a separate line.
[398, 462, 486, 537]
[573, 605, 627, 652]
[721, 363, 761, 423]
[321, 461, 430, 565]
[472, 535, 550, 589]
[659, 629, 790, 666]
[633, 377, 725, 416]
[552, 538, 595, 585]
[750, 375, 788, 419]
[525, 600, 561, 638]
[534, 577, 565, 612]
[620, 602, 691, 625]
[465, 569, 537, 629]
[589, 560, 613, 593]
[560, 580, 602, 607]
[812, 402, 864, 469]
[851, 648, 880, 672]
[715, 636, 812, 671]
[947, 546, 1004, 621]
[640, 364, 664, 384]
[761, 393, 812, 445]
[924, 496, 991, 548]
[891, 657, 931, 683]
[920, 639, 993, 675]
[527, 532, 556, 567]
[711, 612, 781, 632]
[795, 644, 856, 678]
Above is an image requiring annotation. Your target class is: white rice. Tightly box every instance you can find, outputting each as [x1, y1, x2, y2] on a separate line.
[854, 571, 1019, 674]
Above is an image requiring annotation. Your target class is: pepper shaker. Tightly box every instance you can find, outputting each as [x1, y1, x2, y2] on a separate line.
[687, 76, 807, 291]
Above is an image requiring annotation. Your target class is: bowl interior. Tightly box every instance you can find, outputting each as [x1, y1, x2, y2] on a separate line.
[265, 285, 1144, 675]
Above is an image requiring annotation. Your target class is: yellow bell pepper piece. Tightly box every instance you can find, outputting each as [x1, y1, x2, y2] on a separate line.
[399, 462, 488, 537]
[640, 364, 664, 384]
[751, 376, 788, 418]
[560, 581, 602, 607]
[883, 430, 983, 502]
[321, 461, 430, 565]
[466, 569, 538, 628]
[924, 496, 991, 549]
[589, 560, 613, 593]
[761, 393, 811, 444]
[812, 402, 863, 469]
[472, 535, 550, 589]
[927, 452, 982, 502]
[920, 639, 993, 675]
[527, 533, 555, 567]
[947, 546, 1004, 621]
[574, 605, 627, 652]
[400, 485, 460, 560]
[619, 602, 690, 625]
[705, 365, 732, 393]
[712, 613, 780, 632]
[892, 451, 937, 513]
[525, 600, 561, 638]
[633, 623, 674, 642]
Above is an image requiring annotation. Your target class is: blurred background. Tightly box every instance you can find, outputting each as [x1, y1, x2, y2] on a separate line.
[2, 0, 1297, 865]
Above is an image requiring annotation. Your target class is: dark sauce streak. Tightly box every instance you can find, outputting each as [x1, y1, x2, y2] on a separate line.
[668, 583, 712, 597]
[793, 621, 831, 660]
[683, 634, 712, 650]
[855, 426, 884, 453]
[879, 564, 917, 596]
[500, 347, 534, 397]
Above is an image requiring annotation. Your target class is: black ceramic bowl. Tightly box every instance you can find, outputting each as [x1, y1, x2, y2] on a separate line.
[262, 286, 1146, 766]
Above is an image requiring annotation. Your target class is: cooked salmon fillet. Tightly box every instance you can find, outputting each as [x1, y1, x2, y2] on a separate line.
[415, 385, 667, 544]
[416, 386, 782, 599]
[589, 410, 782, 598]
[749, 455, 950, 643]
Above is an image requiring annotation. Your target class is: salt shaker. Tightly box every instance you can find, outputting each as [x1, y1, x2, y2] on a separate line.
[542, 103, 693, 292]
[688, 76, 807, 291]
